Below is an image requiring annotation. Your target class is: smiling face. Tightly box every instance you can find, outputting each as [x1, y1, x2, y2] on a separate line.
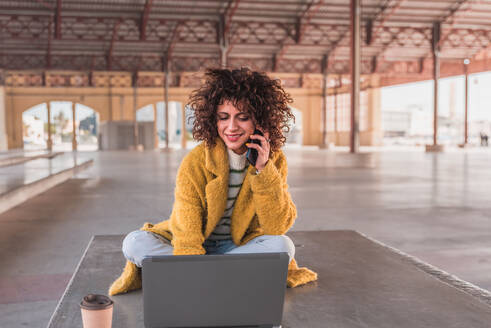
[216, 100, 255, 154]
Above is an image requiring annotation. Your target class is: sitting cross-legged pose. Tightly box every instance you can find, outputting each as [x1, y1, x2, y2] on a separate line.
[109, 67, 317, 296]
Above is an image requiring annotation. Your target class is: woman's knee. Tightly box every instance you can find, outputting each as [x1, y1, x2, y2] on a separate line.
[279, 235, 295, 260]
[261, 235, 295, 260]
[122, 230, 151, 259]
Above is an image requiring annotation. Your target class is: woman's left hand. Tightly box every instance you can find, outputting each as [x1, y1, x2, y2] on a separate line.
[246, 130, 271, 173]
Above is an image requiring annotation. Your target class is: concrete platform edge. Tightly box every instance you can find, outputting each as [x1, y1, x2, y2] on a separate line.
[358, 231, 491, 307]
[0, 159, 94, 215]
[46, 235, 95, 328]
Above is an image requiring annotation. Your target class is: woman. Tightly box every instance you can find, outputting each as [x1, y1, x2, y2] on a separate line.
[109, 67, 317, 296]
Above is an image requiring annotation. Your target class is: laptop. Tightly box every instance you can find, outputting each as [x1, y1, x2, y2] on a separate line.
[142, 252, 289, 328]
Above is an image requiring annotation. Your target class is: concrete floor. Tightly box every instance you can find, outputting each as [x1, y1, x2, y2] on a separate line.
[0, 152, 92, 194]
[0, 147, 490, 327]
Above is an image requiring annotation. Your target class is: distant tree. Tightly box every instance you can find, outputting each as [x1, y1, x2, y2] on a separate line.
[54, 111, 69, 131]
[79, 113, 97, 135]
[44, 123, 56, 134]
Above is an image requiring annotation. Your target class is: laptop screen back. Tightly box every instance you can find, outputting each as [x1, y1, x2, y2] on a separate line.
[142, 252, 289, 328]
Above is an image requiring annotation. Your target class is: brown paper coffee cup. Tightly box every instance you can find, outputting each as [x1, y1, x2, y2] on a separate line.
[80, 294, 113, 328]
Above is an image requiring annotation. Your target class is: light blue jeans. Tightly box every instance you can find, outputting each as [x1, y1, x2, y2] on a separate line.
[122, 230, 295, 267]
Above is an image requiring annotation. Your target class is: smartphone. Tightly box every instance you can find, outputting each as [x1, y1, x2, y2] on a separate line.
[246, 129, 264, 166]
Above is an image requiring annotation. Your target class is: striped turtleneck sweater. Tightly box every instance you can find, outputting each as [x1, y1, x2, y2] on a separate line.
[207, 148, 248, 241]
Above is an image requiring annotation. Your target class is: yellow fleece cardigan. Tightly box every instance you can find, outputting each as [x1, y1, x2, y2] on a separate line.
[109, 138, 317, 296]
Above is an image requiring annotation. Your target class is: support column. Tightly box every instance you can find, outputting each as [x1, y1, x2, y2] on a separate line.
[220, 49, 227, 68]
[164, 58, 170, 150]
[0, 79, 7, 151]
[108, 86, 113, 121]
[181, 105, 187, 149]
[366, 75, 382, 146]
[119, 96, 124, 121]
[350, 0, 361, 153]
[133, 83, 140, 150]
[427, 22, 443, 152]
[219, 14, 228, 68]
[433, 45, 439, 146]
[47, 101, 53, 151]
[464, 59, 469, 145]
[334, 80, 339, 145]
[153, 104, 159, 149]
[72, 102, 77, 151]
[320, 54, 328, 149]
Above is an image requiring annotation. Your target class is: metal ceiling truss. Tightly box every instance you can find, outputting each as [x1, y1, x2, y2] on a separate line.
[370, 26, 431, 73]
[441, 28, 491, 50]
[140, 0, 154, 41]
[107, 18, 122, 71]
[366, 0, 406, 46]
[33, 0, 53, 10]
[166, 21, 183, 71]
[46, 15, 52, 69]
[383, 0, 490, 75]
[222, 0, 242, 62]
[273, 0, 324, 71]
[347, 0, 408, 75]
[229, 21, 295, 46]
[0, 0, 490, 77]
[328, 0, 405, 62]
[55, 0, 62, 39]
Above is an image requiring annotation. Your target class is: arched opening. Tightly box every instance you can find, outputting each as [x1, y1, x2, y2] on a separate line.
[136, 104, 156, 150]
[284, 106, 303, 146]
[51, 101, 72, 151]
[161, 101, 183, 149]
[137, 101, 185, 149]
[22, 104, 47, 150]
[22, 101, 99, 151]
[76, 104, 99, 151]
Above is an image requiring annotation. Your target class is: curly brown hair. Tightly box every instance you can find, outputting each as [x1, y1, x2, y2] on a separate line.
[187, 67, 294, 153]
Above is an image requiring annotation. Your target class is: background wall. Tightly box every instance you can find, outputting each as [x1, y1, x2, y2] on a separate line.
[2, 70, 382, 149]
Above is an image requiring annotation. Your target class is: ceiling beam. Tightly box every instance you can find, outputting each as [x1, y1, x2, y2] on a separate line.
[223, 0, 242, 59]
[140, 0, 154, 41]
[90, 55, 96, 71]
[107, 19, 122, 70]
[440, 0, 473, 25]
[34, 0, 54, 10]
[367, 0, 406, 46]
[7, 10, 491, 28]
[436, 0, 474, 48]
[166, 21, 182, 63]
[472, 39, 491, 61]
[219, 14, 227, 66]
[296, 0, 325, 44]
[367, 26, 430, 74]
[274, 0, 324, 71]
[397, 0, 473, 75]
[55, 0, 62, 39]
[366, 19, 373, 45]
[135, 55, 143, 72]
[47, 16, 53, 69]
[348, 0, 417, 74]
[224, 0, 241, 38]
[328, 0, 405, 65]
[379, 0, 478, 74]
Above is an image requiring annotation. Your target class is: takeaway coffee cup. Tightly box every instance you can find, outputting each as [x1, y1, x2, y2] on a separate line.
[80, 294, 113, 328]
